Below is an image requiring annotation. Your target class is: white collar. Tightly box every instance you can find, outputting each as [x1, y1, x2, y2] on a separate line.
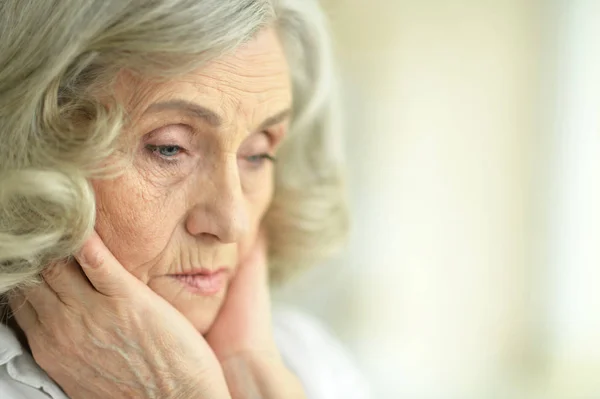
[0, 323, 68, 398]
[0, 322, 23, 366]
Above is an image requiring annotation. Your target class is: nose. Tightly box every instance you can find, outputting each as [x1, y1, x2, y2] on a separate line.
[185, 155, 249, 243]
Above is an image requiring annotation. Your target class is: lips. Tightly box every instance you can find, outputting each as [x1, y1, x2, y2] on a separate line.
[170, 268, 229, 296]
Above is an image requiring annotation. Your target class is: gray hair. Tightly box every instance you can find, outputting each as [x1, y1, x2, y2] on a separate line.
[0, 0, 347, 294]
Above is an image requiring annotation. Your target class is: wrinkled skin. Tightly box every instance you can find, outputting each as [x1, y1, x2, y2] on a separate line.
[93, 27, 291, 334]
[10, 28, 306, 399]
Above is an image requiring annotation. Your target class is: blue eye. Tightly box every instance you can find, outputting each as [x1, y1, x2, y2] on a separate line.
[146, 144, 182, 158]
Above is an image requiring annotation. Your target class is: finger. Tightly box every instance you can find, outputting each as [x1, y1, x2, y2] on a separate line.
[230, 229, 269, 304]
[8, 290, 39, 333]
[205, 230, 274, 359]
[20, 277, 62, 316]
[42, 258, 92, 304]
[74, 230, 142, 297]
[217, 229, 270, 322]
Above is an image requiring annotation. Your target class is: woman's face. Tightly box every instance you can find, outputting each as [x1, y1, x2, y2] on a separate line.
[92, 28, 292, 334]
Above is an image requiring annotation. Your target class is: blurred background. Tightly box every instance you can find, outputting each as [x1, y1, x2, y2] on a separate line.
[274, 0, 600, 398]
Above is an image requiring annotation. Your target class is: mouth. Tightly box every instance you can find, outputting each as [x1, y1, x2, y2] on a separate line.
[169, 268, 229, 296]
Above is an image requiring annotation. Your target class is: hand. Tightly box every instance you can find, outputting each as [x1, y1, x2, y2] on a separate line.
[9, 231, 231, 399]
[205, 230, 276, 361]
[205, 231, 306, 399]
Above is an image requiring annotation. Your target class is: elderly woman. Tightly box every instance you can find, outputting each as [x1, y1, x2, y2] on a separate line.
[0, 0, 370, 398]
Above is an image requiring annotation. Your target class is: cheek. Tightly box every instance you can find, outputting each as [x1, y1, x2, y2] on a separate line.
[91, 173, 183, 272]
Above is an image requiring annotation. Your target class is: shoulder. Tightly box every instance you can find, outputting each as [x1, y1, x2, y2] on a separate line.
[272, 306, 371, 399]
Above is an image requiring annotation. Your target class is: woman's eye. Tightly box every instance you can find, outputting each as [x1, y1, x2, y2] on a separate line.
[146, 144, 182, 158]
[245, 153, 276, 166]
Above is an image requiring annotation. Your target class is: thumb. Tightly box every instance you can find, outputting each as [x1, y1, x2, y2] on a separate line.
[74, 230, 141, 297]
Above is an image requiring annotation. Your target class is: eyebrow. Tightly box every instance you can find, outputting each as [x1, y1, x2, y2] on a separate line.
[145, 100, 222, 126]
[144, 99, 291, 132]
[256, 108, 292, 132]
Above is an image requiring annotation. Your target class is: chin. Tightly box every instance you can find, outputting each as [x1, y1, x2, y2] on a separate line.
[147, 277, 227, 335]
[176, 297, 225, 335]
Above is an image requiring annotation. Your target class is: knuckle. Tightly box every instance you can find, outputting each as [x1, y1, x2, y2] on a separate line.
[43, 262, 64, 281]
[80, 247, 104, 269]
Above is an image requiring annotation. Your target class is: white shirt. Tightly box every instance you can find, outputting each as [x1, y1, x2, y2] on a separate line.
[0, 307, 370, 398]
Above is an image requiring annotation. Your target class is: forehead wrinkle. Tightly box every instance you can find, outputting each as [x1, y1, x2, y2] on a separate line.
[191, 72, 289, 99]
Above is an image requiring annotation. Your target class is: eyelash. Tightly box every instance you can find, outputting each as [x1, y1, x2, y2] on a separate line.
[144, 144, 277, 167]
[245, 153, 277, 166]
[145, 144, 183, 164]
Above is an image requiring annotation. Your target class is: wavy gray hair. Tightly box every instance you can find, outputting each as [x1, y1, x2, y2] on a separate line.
[0, 0, 347, 294]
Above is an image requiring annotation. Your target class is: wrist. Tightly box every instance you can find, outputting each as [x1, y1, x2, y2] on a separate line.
[168, 360, 232, 399]
[221, 352, 305, 399]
